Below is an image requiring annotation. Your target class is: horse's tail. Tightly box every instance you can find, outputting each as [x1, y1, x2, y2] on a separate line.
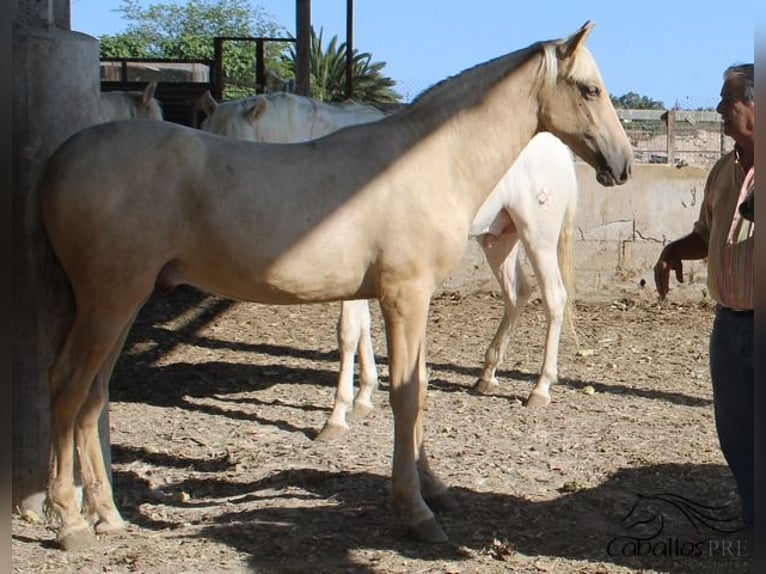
[28, 157, 76, 360]
[557, 172, 580, 349]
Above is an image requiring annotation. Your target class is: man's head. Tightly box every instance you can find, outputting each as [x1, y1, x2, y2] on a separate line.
[716, 63, 754, 144]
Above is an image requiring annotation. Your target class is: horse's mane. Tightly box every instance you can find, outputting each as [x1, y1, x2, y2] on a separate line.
[408, 41, 551, 110]
[403, 36, 596, 120]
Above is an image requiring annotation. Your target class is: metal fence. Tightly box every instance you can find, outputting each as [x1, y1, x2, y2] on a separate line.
[617, 109, 731, 167]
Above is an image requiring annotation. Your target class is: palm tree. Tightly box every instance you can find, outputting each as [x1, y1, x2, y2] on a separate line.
[285, 27, 401, 103]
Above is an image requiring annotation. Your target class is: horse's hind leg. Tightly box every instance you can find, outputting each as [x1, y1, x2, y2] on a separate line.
[316, 300, 368, 441]
[349, 299, 378, 421]
[474, 235, 530, 394]
[48, 305, 139, 550]
[76, 310, 140, 535]
[522, 240, 566, 407]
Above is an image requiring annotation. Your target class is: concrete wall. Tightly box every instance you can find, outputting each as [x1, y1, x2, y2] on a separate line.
[439, 163, 711, 304]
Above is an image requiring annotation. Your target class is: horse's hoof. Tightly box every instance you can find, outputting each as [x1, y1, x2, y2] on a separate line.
[314, 422, 349, 442]
[525, 391, 551, 408]
[57, 525, 97, 551]
[425, 491, 459, 513]
[348, 402, 373, 421]
[473, 378, 498, 394]
[94, 516, 127, 535]
[407, 517, 448, 543]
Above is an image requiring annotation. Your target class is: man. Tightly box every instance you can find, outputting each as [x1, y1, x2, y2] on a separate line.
[653, 63, 754, 529]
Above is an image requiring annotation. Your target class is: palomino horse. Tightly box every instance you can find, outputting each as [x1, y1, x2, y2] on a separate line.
[39, 21, 631, 549]
[199, 92, 578, 440]
[99, 81, 163, 122]
[199, 91, 386, 439]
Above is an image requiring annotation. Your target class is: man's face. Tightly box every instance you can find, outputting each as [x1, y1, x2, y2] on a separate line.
[716, 76, 754, 142]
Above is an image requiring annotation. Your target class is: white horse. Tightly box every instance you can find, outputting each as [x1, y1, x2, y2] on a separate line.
[199, 92, 577, 441]
[99, 81, 163, 122]
[199, 91, 385, 142]
[38, 21, 631, 549]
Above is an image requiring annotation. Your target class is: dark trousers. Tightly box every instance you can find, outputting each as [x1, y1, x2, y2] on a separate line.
[709, 305, 754, 526]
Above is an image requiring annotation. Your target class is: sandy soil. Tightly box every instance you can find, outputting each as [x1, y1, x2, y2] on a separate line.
[11, 287, 752, 573]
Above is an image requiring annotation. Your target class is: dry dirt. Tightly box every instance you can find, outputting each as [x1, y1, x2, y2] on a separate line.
[11, 287, 753, 573]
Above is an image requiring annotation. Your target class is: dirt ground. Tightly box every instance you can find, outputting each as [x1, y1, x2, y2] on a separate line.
[11, 287, 753, 573]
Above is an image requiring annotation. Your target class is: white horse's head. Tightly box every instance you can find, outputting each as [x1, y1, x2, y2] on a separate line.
[100, 81, 163, 122]
[137, 81, 163, 121]
[199, 91, 267, 141]
[537, 22, 633, 186]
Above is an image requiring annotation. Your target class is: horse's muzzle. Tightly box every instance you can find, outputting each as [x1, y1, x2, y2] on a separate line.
[596, 160, 631, 187]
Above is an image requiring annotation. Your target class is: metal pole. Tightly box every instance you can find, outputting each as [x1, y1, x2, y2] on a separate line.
[666, 110, 676, 165]
[345, 0, 353, 100]
[255, 38, 265, 93]
[213, 37, 224, 99]
[295, 0, 311, 96]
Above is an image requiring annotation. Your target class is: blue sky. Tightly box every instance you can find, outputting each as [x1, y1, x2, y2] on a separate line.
[71, 0, 754, 109]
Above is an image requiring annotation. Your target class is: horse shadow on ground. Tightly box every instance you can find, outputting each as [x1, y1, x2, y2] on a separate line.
[111, 460, 751, 574]
[115, 286, 711, 415]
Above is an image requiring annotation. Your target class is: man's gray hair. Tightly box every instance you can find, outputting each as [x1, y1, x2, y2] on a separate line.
[724, 63, 754, 103]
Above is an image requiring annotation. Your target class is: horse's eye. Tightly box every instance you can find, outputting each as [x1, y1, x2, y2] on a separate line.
[582, 85, 601, 99]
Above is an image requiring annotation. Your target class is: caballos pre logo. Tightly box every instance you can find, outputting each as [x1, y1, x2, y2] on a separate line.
[606, 492, 750, 558]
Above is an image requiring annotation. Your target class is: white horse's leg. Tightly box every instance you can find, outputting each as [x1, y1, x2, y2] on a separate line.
[48, 305, 137, 551]
[349, 299, 378, 421]
[521, 239, 567, 407]
[316, 301, 360, 441]
[381, 285, 448, 543]
[474, 234, 531, 394]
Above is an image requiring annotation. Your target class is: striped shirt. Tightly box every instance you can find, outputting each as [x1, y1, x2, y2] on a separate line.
[692, 147, 754, 310]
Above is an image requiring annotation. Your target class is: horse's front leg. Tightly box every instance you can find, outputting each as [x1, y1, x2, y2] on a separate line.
[381, 286, 449, 543]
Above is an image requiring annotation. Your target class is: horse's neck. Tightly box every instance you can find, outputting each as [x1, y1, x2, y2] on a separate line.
[395, 51, 543, 216]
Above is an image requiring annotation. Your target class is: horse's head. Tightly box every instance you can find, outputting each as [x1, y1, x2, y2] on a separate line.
[537, 22, 633, 186]
[199, 91, 268, 141]
[138, 81, 164, 121]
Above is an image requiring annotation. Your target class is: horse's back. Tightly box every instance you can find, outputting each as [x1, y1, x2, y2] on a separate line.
[468, 133, 576, 237]
[515, 132, 575, 181]
[40, 121, 207, 228]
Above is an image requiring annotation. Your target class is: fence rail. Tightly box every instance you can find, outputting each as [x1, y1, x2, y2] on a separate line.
[616, 109, 730, 167]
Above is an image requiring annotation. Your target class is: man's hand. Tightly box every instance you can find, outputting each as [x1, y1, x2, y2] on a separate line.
[654, 247, 684, 300]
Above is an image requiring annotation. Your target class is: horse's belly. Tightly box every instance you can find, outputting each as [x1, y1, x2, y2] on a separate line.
[176, 251, 374, 305]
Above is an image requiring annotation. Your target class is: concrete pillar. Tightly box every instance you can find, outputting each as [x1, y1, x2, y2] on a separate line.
[12, 25, 103, 514]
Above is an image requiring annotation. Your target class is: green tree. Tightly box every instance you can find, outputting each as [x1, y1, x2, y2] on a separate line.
[99, 0, 292, 98]
[610, 91, 665, 110]
[284, 27, 401, 103]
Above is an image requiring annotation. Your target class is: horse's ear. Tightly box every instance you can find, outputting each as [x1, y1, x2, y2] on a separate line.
[245, 97, 267, 124]
[557, 20, 595, 60]
[200, 90, 218, 117]
[142, 81, 158, 105]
